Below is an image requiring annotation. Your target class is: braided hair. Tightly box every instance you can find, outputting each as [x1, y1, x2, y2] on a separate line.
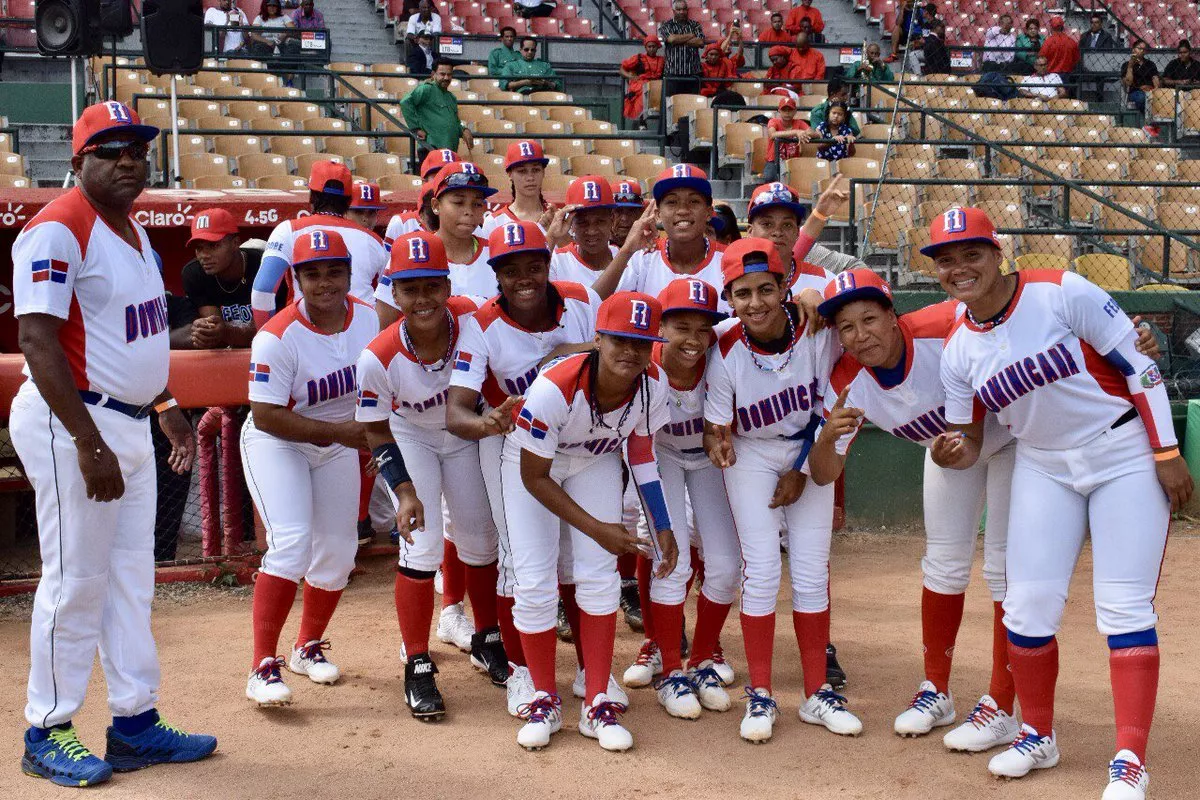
[574, 346, 652, 435]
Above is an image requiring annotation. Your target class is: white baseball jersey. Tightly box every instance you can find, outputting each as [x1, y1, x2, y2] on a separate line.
[616, 239, 728, 313]
[248, 297, 379, 422]
[449, 281, 600, 409]
[481, 204, 549, 238]
[941, 270, 1176, 450]
[376, 235, 496, 309]
[11, 188, 168, 405]
[653, 343, 709, 466]
[510, 352, 670, 460]
[354, 296, 478, 430]
[383, 211, 426, 250]
[788, 260, 835, 294]
[548, 243, 617, 287]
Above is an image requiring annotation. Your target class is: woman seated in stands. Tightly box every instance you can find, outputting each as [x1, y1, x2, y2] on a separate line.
[249, 0, 295, 57]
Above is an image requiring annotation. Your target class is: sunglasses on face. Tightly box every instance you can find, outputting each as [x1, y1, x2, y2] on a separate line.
[521, 46, 537, 52]
[440, 171, 489, 191]
[81, 139, 150, 161]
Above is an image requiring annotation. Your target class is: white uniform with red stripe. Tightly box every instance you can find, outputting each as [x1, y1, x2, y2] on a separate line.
[616, 240, 728, 314]
[824, 301, 1013, 601]
[383, 211, 426, 250]
[354, 297, 498, 573]
[549, 243, 617, 288]
[788, 260, 835, 295]
[481, 204, 549, 239]
[940, 270, 1175, 637]
[376, 235, 496, 308]
[240, 298, 379, 591]
[10, 188, 168, 728]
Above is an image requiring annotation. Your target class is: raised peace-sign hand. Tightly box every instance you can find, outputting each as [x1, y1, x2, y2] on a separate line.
[621, 200, 659, 253]
[481, 395, 520, 437]
[705, 423, 736, 469]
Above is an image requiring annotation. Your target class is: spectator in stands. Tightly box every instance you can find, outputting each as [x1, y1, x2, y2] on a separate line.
[204, 0, 251, 54]
[765, 45, 804, 96]
[719, 23, 746, 69]
[759, 12, 792, 44]
[763, 97, 811, 182]
[790, 31, 826, 82]
[292, 0, 324, 29]
[405, 0, 442, 42]
[514, 0, 558, 18]
[1039, 16, 1079, 85]
[408, 30, 436, 76]
[1122, 41, 1160, 115]
[1017, 55, 1067, 99]
[810, 77, 860, 133]
[249, 0, 296, 57]
[1013, 18, 1041, 75]
[1080, 13, 1116, 52]
[621, 37, 664, 125]
[815, 101, 855, 161]
[700, 44, 737, 97]
[922, 19, 950, 75]
[887, 0, 921, 63]
[785, 0, 824, 43]
[982, 14, 1017, 73]
[1163, 40, 1200, 87]
[501, 37, 562, 93]
[489, 26, 520, 77]
[848, 42, 894, 84]
[660, 0, 705, 98]
[400, 58, 474, 158]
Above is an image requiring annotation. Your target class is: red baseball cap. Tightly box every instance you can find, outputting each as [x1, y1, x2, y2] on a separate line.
[611, 179, 644, 208]
[816, 268, 894, 320]
[768, 45, 792, 60]
[921, 206, 1004, 257]
[308, 159, 352, 196]
[418, 180, 435, 207]
[778, 96, 798, 110]
[657, 278, 726, 322]
[652, 163, 712, 203]
[72, 101, 159, 155]
[1049, 15, 1065, 29]
[704, 43, 724, 57]
[747, 181, 807, 222]
[644, 36, 662, 46]
[487, 220, 550, 268]
[566, 175, 616, 210]
[503, 139, 550, 171]
[432, 162, 499, 199]
[420, 148, 461, 180]
[720, 236, 785, 289]
[187, 208, 240, 246]
[351, 181, 385, 210]
[386, 230, 450, 280]
[596, 291, 667, 342]
[292, 228, 351, 268]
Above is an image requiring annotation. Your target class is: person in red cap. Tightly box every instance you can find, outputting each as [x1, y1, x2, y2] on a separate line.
[700, 43, 738, 98]
[548, 175, 619, 286]
[932, 207, 1190, 797]
[446, 219, 604, 720]
[11, 99, 215, 787]
[241, 226, 380, 710]
[703, 236, 862, 745]
[347, 181, 386, 232]
[610, 178, 646, 248]
[384, 180, 438, 248]
[758, 11, 793, 44]
[620, 37, 665, 124]
[785, 0, 825, 38]
[481, 140, 555, 238]
[418, 148, 462, 182]
[763, 96, 811, 182]
[1038, 15, 1079, 80]
[503, 290, 677, 752]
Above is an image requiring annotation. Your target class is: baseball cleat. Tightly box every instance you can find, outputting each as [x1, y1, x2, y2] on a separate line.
[740, 687, 778, 743]
[655, 670, 702, 719]
[894, 680, 955, 736]
[436, 602, 474, 652]
[104, 717, 218, 772]
[556, 600, 573, 643]
[389, 527, 400, 546]
[620, 579, 644, 633]
[710, 643, 736, 686]
[943, 695, 1019, 752]
[825, 643, 847, 690]
[288, 639, 340, 685]
[623, 639, 662, 688]
[1103, 750, 1148, 800]
[579, 694, 633, 751]
[404, 653, 446, 722]
[469, 626, 510, 687]
[247, 656, 293, 706]
[507, 665, 536, 718]
[433, 567, 443, 595]
[987, 725, 1060, 779]
[573, 667, 630, 706]
[688, 660, 732, 711]
[357, 517, 374, 546]
[21, 725, 113, 787]
[517, 692, 563, 751]
[799, 684, 864, 736]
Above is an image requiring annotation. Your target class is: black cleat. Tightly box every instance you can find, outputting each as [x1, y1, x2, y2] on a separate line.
[620, 579, 644, 633]
[404, 653, 446, 722]
[556, 599, 573, 643]
[357, 518, 374, 546]
[469, 626, 510, 687]
[825, 643, 847, 690]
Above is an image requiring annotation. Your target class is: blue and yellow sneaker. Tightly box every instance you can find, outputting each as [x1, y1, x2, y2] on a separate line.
[22, 724, 114, 787]
[104, 718, 217, 772]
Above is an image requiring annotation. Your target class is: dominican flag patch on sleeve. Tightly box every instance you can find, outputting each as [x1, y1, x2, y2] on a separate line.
[453, 351, 473, 372]
[358, 389, 379, 408]
[31, 259, 68, 284]
[249, 363, 271, 383]
[516, 406, 548, 439]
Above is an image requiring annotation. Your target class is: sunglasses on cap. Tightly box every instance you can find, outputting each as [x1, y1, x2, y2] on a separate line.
[440, 170, 489, 191]
[613, 188, 642, 203]
[80, 139, 150, 161]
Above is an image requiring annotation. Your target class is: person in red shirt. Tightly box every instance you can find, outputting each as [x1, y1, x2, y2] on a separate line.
[620, 36, 665, 123]
[785, 0, 825, 39]
[765, 45, 805, 95]
[763, 97, 812, 182]
[700, 43, 737, 97]
[1039, 16, 1079, 80]
[720, 24, 747, 69]
[758, 12, 792, 43]
[790, 31, 827, 82]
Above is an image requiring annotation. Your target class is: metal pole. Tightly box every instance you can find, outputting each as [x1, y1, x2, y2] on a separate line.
[170, 75, 182, 186]
[65, 58, 80, 188]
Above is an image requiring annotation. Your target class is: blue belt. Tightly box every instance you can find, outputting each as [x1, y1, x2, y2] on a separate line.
[681, 446, 706, 455]
[80, 390, 154, 420]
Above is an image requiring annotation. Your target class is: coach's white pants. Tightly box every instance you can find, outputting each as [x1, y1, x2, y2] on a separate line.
[11, 385, 161, 727]
[240, 419, 358, 591]
[1003, 419, 1170, 638]
[724, 437, 834, 617]
[480, 434, 517, 596]
[390, 417, 497, 572]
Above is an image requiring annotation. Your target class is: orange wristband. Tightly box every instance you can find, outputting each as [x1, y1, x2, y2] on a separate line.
[810, 210, 828, 222]
[1153, 448, 1180, 462]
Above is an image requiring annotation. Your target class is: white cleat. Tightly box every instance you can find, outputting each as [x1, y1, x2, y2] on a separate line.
[740, 687, 777, 743]
[506, 665, 536, 718]
[578, 694, 633, 751]
[516, 691, 563, 751]
[433, 567, 443, 595]
[655, 670, 702, 719]
[987, 724, 1060, 779]
[799, 684, 864, 736]
[894, 680, 956, 737]
[622, 640, 662, 688]
[247, 656, 293, 706]
[573, 667, 630, 707]
[943, 695, 1020, 752]
[710, 645, 736, 687]
[688, 660, 731, 712]
[436, 603, 474, 652]
[1102, 750, 1149, 800]
[287, 639, 340, 685]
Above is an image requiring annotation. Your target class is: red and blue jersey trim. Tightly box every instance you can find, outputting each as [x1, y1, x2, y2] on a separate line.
[516, 406, 549, 439]
[249, 362, 271, 383]
[357, 389, 379, 408]
[32, 258, 68, 284]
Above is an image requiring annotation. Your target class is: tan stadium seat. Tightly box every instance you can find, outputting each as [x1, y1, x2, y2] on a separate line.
[1017, 125, 1057, 143]
[1137, 233, 1195, 277]
[668, 94, 708, 127]
[468, 78, 501, 94]
[936, 159, 981, 181]
[227, 100, 274, 122]
[380, 174, 424, 192]
[975, 184, 1022, 205]
[1042, 146, 1085, 165]
[1139, 146, 1179, 165]
[529, 91, 569, 104]
[302, 118, 351, 140]
[568, 155, 617, 175]
[115, 70, 151, 106]
[459, 106, 496, 126]
[995, 144, 1039, 178]
[592, 139, 638, 161]
[474, 118, 520, 139]
[1074, 254, 1131, 291]
[251, 117, 297, 132]
[324, 136, 373, 160]
[295, 153, 347, 177]
[797, 94, 826, 111]
[237, 153, 289, 180]
[191, 174, 248, 190]
[902, 226, 935, 276]
[329, 61, 367, 74]
[142, 112, 187, 133]
[161, 134, 208, 160]
[623, 153, 669, 184]
[976, 201, 1024, 229]
[1030, 160, 1074, 200]
[968, 96, 1003, 113]
[269, 136, 319, 158]
[1015, 253, 1070, 272]
[1022, 234, 1074, 261]
[861, 200, 914, 251]
[747, 138, 767, 178]
[178, 99, 222, 120]
[1180, 92, 1200, 135]
[883, 158, 933, 180]
[720, 122, 763, 168]
[178, 153, 231, 183]
[691, 108, 732, 148]
[1112, 186, 1157, 207]
[457, 64, 488, 76]
[1147, 89, 1177, 124]
[892, 143, 937, 162]
[336, 76, 379, 99]
[277, 102, 323, 122]
[380, 135, 414, 159]
[500, 106, 546, 125]
[192, 72, 235, 93]
[923, 183, 971, 206]
[197, 115, 243, 132]
[1127, 160, 1174, 184]
[542, 173, 572, 194]
[371, 62, 408, 75]
[1047, 98, 1086, 112]
[733, 80, 764, 98]
[1099, 203, 1152, 248]
[869, 183, 919, 209]
[543, 138, 590, 160]
[1161, 185, 1200, 203]
[0, 154, 26, 177]
[644, 80, 663, 117]
[917, 200, 957, 225]
[858, 123, 895, 141]
[1078, 160, 1124, 185]
[255, 175, 309, 190]
[523, 119, 568, 136]
[1107, 126, 1149, 145]
[0, 173, 29, 188]
[547, 106, 590, 127]
[381, 77, 421, 97]
[213, 135, 265, 158]
[1172, 160, 1200, 182]
[225, 59, 266, 71]
[784, 158, 831, 197]
[835, 157, 882, 181]
[353, 153, 405, 180]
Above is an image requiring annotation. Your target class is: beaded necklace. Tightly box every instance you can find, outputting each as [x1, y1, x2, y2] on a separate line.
[400, 308, 455, 372]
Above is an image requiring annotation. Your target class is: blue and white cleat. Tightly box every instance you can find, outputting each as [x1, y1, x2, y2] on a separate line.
[104, 717, 217, 772]
[22, 725, 114, 787]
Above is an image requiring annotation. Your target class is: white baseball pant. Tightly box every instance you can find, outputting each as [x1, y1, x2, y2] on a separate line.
[480, 434, 517, 596]
[10, 385, 161, 727]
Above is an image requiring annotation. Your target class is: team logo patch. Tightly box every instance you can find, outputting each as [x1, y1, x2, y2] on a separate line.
[942, 208, 967, 233]
[104, 101, 133, 123]
[518, 141, 535, 158]
[309, 230, 330, 251]
[582, 181, 601, 202]
[31, 259, 68, 284]
[195, 214, 212, 230]
[408, 236, 431, 263]
[834, 271, 857, 293]
[1139, 364, 1164, 389]
[358, 389, 379, 408]
[753, 183, 794, 207]
[502, 224, 525, 247]
[358, 184, 376, 202]
[516, 406, 548, 439]
[453, 351, 473, 372]
[629, 299, 651, 330]
[687, 280, 708, 305]
[249, 362, 271, 383]
[672, 164, 691, 178]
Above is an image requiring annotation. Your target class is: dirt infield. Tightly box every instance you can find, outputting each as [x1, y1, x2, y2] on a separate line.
[1, 526, 1198, 800]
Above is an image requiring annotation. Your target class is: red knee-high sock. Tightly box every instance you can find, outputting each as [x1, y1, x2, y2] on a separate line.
[1007, 636, 1059, 736]
[296, 582, 344, 648]
[684, 545, 703, 597]
[496, 595, 525, 666]
[617, 552, 637, 580]
[1110, 646, 1159, 761]
[580, 611, 618, 702]
[465, 563, 499, 631]
[989, 601, 1016, 713]
[636, 555, 656, 642]
[793, 609, 831, 697]
[441, 539, 467, 608]
[393, 572, 434, 656]
[740, 612, 775, 692]
[521, 628, 558, 694]
[652, 602, 686, 673]
[690, 593, 732, 668]
[252, 573, 298, 669]
[357, 452, 373, 522]
[922, 588, 966, 695]
[559, 583, 586, 666]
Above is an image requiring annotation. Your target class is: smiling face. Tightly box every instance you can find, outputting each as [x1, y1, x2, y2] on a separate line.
[494, 252, 550, 315]
[433, 188, 487, 239]
[509, 161, 545, 199]
[596, 333, 655, 387]
[391, 276, 451, 328]
[572, 207, 614, 255]
[726, 270, 786, 340]
[933, 241, 1006, 308]
[660, 311, 714, 372]
[746, 207, 799, 265]
[295, 260, 351, 317]
[658, 187, 711, 245]
[833, 299, 902, 369]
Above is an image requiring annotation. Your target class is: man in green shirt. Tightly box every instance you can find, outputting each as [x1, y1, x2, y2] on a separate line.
[500, 37, 561, 93]
[488, 26, 520, 77]
[400, 59, 474, 154]
[809, 77, 862, 134]
[847, 42, 895, 84]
